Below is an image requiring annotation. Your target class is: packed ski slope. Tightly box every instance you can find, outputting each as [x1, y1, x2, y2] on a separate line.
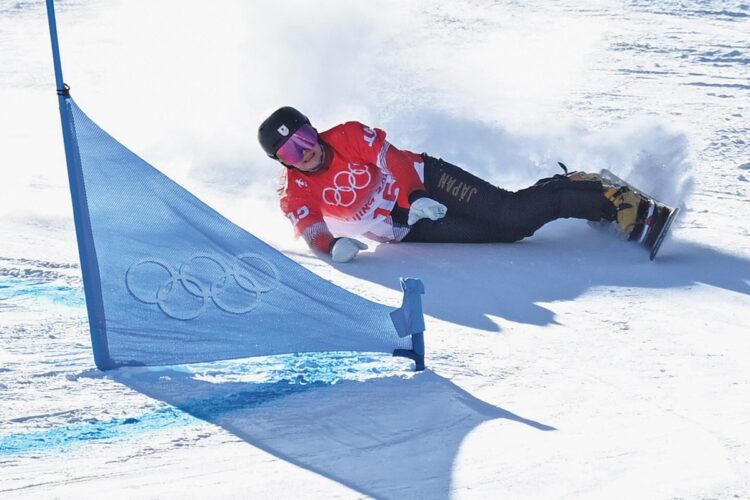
[1, 0, 749, 498]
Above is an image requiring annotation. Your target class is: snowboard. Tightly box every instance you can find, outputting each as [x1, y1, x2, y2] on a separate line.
[600, 169, 680, 261]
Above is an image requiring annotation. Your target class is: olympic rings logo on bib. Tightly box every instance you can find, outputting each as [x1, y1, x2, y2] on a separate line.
[125, 253, 280, 321]
[322, 163, 371, 207]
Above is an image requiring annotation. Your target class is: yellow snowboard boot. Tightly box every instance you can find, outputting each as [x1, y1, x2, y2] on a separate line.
[565, 171, 652, 239]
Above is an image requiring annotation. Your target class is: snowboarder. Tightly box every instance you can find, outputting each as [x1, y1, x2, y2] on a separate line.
[258, 106, 674, 262]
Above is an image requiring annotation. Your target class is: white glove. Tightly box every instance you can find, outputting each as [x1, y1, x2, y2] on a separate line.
[330, 237, 368, 263]
[408, 197, 447, 225]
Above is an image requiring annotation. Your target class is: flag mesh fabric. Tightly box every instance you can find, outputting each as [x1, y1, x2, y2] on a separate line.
[65, 99, 414, 369]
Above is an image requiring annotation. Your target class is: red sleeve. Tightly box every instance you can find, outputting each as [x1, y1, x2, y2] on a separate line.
[383, 144, 426, 207]
[279, 180, 335, 255]
[339, 121, 426, 207]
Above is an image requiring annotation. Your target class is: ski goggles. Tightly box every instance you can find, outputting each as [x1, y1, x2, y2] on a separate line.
[275, 124, 319, 165]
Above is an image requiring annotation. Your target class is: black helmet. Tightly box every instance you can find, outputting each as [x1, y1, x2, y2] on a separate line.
[258, 106, 311, 158]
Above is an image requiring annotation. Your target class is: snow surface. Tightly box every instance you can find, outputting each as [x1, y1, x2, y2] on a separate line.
[1, 0, 749, 498]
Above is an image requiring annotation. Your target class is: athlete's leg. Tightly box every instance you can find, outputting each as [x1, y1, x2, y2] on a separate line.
[420, 155, 616, 242]
[402, 213, 516, 243]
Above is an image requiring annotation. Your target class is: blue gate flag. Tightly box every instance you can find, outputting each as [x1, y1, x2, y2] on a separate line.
[61, 99, 423, 370]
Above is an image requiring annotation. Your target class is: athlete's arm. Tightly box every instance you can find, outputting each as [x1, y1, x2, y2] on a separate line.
[342, 121, 427, 207]
[382, 143, 429, 206]
[280, 190, 336, 255]
[280, 198, 367, 261]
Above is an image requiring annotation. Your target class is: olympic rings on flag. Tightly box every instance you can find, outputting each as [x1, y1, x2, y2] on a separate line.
[125, 253, 280, 321]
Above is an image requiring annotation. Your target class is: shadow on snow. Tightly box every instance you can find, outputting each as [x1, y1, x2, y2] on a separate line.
[113, 366, 554, 499]
[322, 223, 750, 331]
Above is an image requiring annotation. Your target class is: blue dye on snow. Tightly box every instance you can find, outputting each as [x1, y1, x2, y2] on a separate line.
[0, 407, 196, 457]
[0, 371, 354, 457]
[0, 274, 410, 457]
[0, 277, 84, 308]
[0, 352, 404, 457]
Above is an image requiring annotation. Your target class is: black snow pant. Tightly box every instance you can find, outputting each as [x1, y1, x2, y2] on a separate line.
[400, 155, 617, 243]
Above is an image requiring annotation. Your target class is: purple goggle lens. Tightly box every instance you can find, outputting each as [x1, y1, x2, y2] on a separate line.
[276, 124, 319, 165]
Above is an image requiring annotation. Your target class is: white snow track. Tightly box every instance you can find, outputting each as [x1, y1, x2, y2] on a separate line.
[1, 0, 749, 498]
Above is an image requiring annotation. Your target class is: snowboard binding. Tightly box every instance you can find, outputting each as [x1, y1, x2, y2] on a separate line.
[599, 169, 680, 261]
[559, 163, 679, 260]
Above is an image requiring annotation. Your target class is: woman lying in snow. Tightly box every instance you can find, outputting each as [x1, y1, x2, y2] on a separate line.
[258, 106, 669, 262]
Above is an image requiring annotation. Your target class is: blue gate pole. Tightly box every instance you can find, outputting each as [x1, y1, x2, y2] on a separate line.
[45, 0, 66, 93]
[45, 0, 113, 369]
